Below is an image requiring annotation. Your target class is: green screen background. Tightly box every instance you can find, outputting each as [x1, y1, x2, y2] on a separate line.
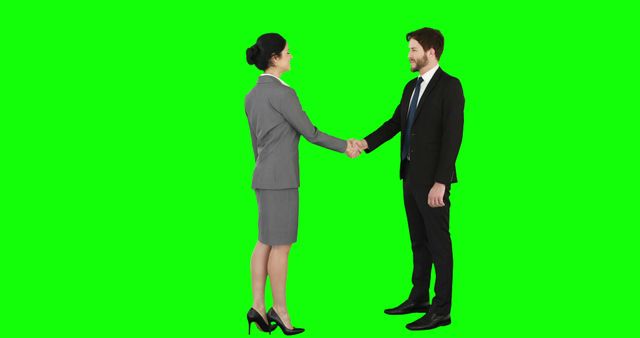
[3, 1, 639, 337]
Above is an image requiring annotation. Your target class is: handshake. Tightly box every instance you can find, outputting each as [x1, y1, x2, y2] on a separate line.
[345, 139, 369, 159]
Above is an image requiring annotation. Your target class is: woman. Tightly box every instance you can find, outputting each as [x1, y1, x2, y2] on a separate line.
[244, 33, 359, 335]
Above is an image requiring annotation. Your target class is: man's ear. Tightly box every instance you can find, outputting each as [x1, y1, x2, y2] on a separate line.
[427, 48, 435, 58]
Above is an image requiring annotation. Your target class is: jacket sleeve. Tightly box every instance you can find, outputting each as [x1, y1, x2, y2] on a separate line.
[363, 83, 409, 153]
[435, 77, 465, 184]
[246, 116, 258, 161]
[269, 88, 347, 153]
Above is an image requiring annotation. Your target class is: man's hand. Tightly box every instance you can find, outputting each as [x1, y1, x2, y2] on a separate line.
[345, 139, 362, 158]
[353, 139, 368, 152]
[428, 182, 447, 208]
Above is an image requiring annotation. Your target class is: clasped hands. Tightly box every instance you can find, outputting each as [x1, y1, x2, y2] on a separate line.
[345, 139, 368, 159]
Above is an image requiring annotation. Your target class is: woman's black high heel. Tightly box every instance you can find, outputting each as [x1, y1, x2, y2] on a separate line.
[247, 308, 276, 335]
[267, 308, 305, 335]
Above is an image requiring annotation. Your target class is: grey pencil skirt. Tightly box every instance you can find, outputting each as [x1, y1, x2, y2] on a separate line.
[255, 188, 299, 245]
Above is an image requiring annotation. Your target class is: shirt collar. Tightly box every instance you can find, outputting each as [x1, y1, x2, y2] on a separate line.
[260, 73, 289, 87]
[419, 64, 439, 84]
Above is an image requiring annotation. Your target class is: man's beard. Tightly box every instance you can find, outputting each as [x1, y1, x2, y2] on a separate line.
[411, 54, 429, 72]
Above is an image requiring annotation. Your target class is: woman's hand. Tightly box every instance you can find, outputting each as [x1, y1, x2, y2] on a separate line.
[345, 139, 362, 158]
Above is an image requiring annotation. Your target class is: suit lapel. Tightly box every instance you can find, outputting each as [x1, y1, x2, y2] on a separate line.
[401, 79, 417, 130]
[413, 67, 444, 121]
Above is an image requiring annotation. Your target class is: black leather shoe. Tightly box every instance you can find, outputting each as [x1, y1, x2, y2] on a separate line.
[406, 312, 451, 330]
[384, 299, 430, 315]
[247, 308, 277, 334]
[267, 308, 305, 335]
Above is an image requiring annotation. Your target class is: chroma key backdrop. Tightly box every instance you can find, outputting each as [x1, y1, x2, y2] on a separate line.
[2, 1, 638, 337]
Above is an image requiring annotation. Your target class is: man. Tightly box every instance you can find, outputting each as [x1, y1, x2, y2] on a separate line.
[354, 27, 464, 330]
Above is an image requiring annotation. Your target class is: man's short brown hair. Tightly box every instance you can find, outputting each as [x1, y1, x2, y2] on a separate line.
[406, 28, 445, 60]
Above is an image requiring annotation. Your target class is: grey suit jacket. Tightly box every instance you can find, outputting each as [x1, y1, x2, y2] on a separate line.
[245, 75, 347, 189]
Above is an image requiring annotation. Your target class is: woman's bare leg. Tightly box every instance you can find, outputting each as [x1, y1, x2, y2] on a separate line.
[268, 244, 294, 329]
[251, 241, 271, 323]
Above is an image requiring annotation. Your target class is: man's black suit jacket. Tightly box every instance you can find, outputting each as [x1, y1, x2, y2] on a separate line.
[364, 67, 464, 185]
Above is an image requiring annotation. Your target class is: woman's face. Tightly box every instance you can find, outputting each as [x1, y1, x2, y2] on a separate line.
[273, 43, 292, 72]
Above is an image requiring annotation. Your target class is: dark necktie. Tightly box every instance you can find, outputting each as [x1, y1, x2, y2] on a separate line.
[401, 77, 424, 160]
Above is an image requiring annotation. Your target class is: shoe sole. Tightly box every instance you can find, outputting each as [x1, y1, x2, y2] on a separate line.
[406, 319, 452, 330]
[384, 308, 430, 315]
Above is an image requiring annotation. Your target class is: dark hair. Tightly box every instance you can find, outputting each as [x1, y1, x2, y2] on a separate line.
[406, 28, 444, 60]
[246, 33, 287, 71]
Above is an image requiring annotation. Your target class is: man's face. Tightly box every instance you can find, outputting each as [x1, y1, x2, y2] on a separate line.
[408, 39, 430, 72]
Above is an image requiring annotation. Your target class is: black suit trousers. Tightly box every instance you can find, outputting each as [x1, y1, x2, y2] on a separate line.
[402, 161, 453, 315]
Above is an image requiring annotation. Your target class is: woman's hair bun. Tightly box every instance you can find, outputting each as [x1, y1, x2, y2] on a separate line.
[246, 44, 260, 65]
[246, 33, 286, 71]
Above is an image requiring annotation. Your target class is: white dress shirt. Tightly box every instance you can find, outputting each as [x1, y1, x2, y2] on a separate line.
[408, 64, 439, 116]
